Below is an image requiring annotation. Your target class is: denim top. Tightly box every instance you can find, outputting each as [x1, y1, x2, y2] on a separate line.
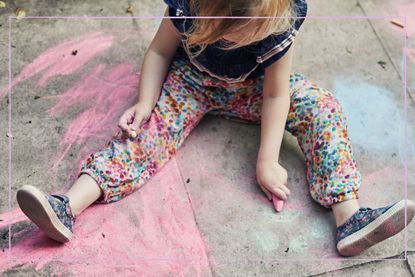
[164, 0, 308, 83]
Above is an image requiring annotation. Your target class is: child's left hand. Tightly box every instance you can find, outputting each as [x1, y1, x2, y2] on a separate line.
[256, 161, 291, 205]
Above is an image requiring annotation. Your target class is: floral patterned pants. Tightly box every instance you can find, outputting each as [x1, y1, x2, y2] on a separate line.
[78, 55, 361, 209]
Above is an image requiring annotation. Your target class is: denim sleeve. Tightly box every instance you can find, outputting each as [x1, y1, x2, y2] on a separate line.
[293, 0, 308, 32]
[259, 0, 308, 70]
[260, 42, 293, 70]
[163, 0, 192, 34]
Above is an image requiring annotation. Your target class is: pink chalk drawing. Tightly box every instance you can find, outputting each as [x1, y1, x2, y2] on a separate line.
[0, 158, 212, 276]
[1, 30, 213, 276]
[0, 31, 114, 100]
[45, 63, 140, 169]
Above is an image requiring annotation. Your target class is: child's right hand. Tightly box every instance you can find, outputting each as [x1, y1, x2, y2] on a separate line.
[118, 102, 153, 138]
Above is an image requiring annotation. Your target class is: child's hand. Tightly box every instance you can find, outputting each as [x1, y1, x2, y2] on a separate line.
[118, 102, 153, 138]
[256, 160, 290, 202]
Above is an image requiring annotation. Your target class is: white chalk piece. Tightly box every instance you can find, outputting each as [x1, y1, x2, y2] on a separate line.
[130, 130, 137, 138]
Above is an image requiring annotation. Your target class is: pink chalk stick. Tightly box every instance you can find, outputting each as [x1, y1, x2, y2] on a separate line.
[272, 194, 284, 212]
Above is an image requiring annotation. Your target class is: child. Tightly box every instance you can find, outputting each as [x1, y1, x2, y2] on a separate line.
[16, 0, 415, 257]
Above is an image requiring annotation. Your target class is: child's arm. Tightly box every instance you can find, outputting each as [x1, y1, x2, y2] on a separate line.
[256, 44, 294, 203]
[137, 8, 182, 109]
[257, 45, 293, 162]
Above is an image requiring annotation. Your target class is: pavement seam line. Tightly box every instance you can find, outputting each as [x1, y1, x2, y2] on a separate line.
[405, 252, 415, 277]
[173, 155, 216, 277]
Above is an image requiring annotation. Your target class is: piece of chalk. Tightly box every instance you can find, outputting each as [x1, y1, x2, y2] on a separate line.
[390, 20, 404, 28]
[130, 130, 137, 138]
[272, 194, 284, 212]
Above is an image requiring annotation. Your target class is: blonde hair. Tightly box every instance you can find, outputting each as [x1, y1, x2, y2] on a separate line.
[183, 0, 296, 58]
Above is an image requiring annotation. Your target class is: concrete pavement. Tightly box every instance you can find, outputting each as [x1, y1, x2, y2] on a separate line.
[0, 0, 414, 275]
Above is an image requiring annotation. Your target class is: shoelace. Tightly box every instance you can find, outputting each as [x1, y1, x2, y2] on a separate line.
[51, 194, 76, 221]
[359, 207, 373, 212]
[349, 207, 374, 223]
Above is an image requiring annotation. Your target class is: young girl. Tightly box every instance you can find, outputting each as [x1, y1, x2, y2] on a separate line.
[16, 0, 415, 257]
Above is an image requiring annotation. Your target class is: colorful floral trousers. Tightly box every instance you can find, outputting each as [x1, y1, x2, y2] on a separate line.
[78, 55, 361, 209]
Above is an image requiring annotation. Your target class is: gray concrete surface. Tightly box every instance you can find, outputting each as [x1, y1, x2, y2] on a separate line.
[0, 0, 414, 276]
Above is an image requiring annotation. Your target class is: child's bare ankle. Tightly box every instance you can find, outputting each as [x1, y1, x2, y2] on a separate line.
[332, 199, 360, 226]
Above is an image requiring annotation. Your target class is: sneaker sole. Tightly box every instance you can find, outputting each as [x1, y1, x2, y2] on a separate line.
[16, 185, 73, 243]
[337, 199, 415, 257]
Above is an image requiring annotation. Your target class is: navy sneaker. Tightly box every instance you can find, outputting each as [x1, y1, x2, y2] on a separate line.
[336, 199, 415, 256]
[16, 185, 76, 243]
